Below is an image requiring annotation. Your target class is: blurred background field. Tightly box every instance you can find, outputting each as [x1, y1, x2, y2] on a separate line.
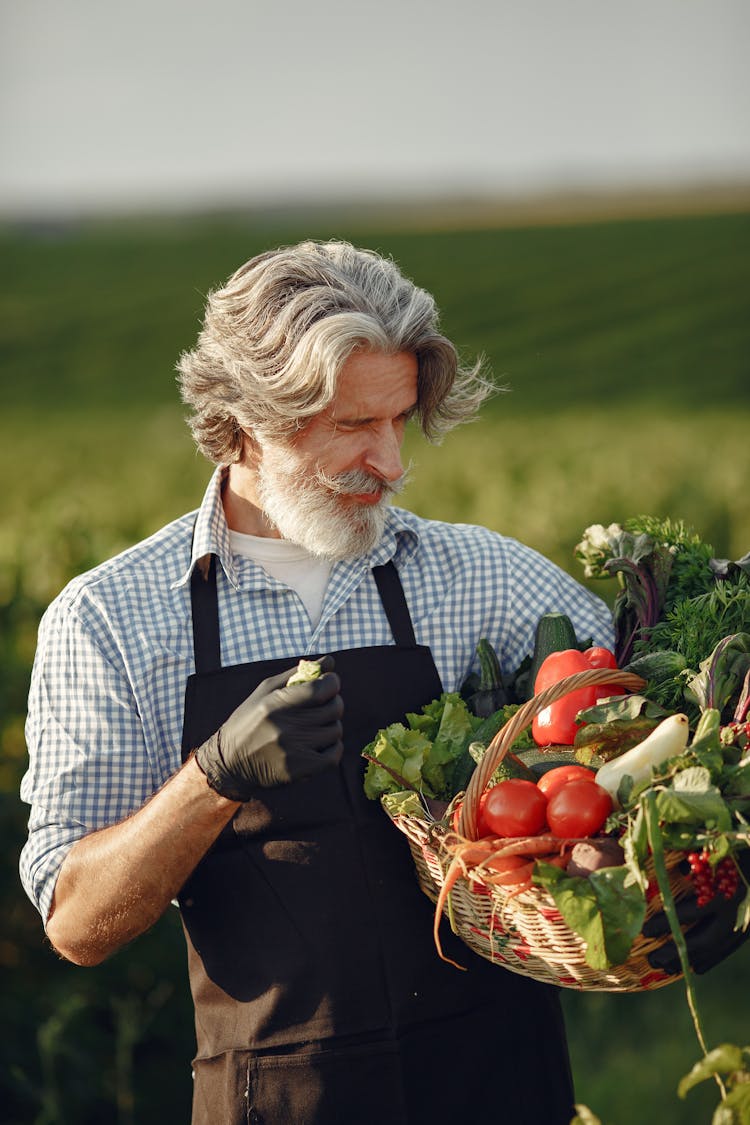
[3, 207, 749, 564]
[1, 206, 749, 1123]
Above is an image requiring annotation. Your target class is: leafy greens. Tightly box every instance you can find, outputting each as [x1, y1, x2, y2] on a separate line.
[362, 692, 482, 801]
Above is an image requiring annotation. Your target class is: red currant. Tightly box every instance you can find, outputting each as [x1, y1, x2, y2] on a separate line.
[687, 849, 719, 907]
[716, 858, 739, 900]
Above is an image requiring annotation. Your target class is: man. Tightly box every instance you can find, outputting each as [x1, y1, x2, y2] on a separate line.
[19, 240, 644, 1123]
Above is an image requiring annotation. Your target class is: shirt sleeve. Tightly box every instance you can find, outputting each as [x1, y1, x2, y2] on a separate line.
[498, 537, 615, 676]
[20, 591, 156, 923]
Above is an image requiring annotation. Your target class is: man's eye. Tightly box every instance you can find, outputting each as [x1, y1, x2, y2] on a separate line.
[333, 412, 413, 433]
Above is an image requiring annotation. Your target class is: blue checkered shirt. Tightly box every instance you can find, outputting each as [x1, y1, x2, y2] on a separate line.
[20, 469, 614, 921]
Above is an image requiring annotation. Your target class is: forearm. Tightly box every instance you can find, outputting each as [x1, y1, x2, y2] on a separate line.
[45, 756, 239, 966]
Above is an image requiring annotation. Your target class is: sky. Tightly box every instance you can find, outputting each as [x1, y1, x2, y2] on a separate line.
[1, 0, 749, 218]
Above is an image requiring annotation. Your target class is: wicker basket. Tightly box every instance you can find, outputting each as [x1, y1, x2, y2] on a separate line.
[386, 668, 693, 992]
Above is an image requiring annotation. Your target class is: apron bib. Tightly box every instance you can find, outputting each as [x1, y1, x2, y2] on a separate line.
[179, 556, 574, 1124]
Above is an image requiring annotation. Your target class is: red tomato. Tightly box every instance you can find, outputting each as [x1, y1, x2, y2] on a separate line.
[583, 646, 625, 702]
[546, 779, 613, 838]
[481, 779, 548, 837]
[475, 792, 495, 838]
[537, 764, 597, 801]
[453, 792, 491, 837]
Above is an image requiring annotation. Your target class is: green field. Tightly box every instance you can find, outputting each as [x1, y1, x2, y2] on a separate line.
[1, 207, 749, 1124]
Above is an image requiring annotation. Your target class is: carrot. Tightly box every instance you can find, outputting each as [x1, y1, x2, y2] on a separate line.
[488, 835, 580, 859]
[433, 854, 470, 970]
[481, 853, 530, 875]
[477, 850, 571, 888]
[481, 860, 535, 887]
[442, 836, 503, 864]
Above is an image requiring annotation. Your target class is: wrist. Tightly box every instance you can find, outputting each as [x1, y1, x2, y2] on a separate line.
[189, 746, 245, 807]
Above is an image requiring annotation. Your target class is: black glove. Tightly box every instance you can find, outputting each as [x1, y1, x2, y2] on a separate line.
[194, 656, 344, 801]
[644, 853, 750, 976]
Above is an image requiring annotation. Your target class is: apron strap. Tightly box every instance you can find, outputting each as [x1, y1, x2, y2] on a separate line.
[372, 560, 417, 648]
[190, 556, 222, 674]
[190, 554, 417, 674]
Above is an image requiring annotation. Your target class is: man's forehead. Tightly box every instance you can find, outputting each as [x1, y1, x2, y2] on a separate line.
[328, 350, 418, 416]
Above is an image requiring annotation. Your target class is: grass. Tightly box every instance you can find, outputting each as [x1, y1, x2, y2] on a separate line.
[3, 210, 749, 414]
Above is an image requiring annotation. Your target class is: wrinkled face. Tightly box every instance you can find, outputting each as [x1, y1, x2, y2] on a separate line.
[255, 350, 419, 559]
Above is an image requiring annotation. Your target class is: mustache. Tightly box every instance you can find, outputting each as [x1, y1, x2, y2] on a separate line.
[314, 463, 413, 497]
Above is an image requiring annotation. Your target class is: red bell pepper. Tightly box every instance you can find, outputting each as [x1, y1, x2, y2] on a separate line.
[583, 646, 626, 703]
[530, 643, 623, 746]
[531, 649, 598, 746]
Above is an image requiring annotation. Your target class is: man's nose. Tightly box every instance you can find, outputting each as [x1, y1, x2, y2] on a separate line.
[362, 422, 405, 483]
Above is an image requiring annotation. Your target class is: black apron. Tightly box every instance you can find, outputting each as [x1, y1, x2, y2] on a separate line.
[178, 556, 574, 1125]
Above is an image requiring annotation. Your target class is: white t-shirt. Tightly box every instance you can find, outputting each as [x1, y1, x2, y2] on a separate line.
[229, 530, 333, 629]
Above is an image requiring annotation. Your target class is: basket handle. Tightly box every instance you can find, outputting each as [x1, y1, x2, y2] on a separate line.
[457, 668, 646, 840]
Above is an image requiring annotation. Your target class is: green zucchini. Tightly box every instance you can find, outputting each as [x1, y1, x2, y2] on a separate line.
[488, 749, 537, 785]
[523, 612, 579, 700]
[517, 746, 606, 777]
[465, 637, 507, 717]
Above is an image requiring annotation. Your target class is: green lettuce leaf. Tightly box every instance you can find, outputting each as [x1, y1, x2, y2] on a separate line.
[362, 725, 433, 799]
[380, 790, 428, 819]
[362, 692, 482, 801]
[421, 694, 480, 797]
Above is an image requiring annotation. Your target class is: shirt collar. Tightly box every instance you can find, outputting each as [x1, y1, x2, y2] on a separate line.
[172, 467, 239, 590]
[367, 506, 420, 569]
[172, 466, 420, 591]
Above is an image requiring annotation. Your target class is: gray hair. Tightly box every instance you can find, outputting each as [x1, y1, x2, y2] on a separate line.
[177, 239, 494, 464]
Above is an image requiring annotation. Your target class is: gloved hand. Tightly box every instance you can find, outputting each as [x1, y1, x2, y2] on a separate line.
[644, 852, 750, 976]
[194, 655, 344, 801]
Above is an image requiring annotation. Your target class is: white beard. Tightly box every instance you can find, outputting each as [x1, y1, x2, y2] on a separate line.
[254, 442, 409, 561]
